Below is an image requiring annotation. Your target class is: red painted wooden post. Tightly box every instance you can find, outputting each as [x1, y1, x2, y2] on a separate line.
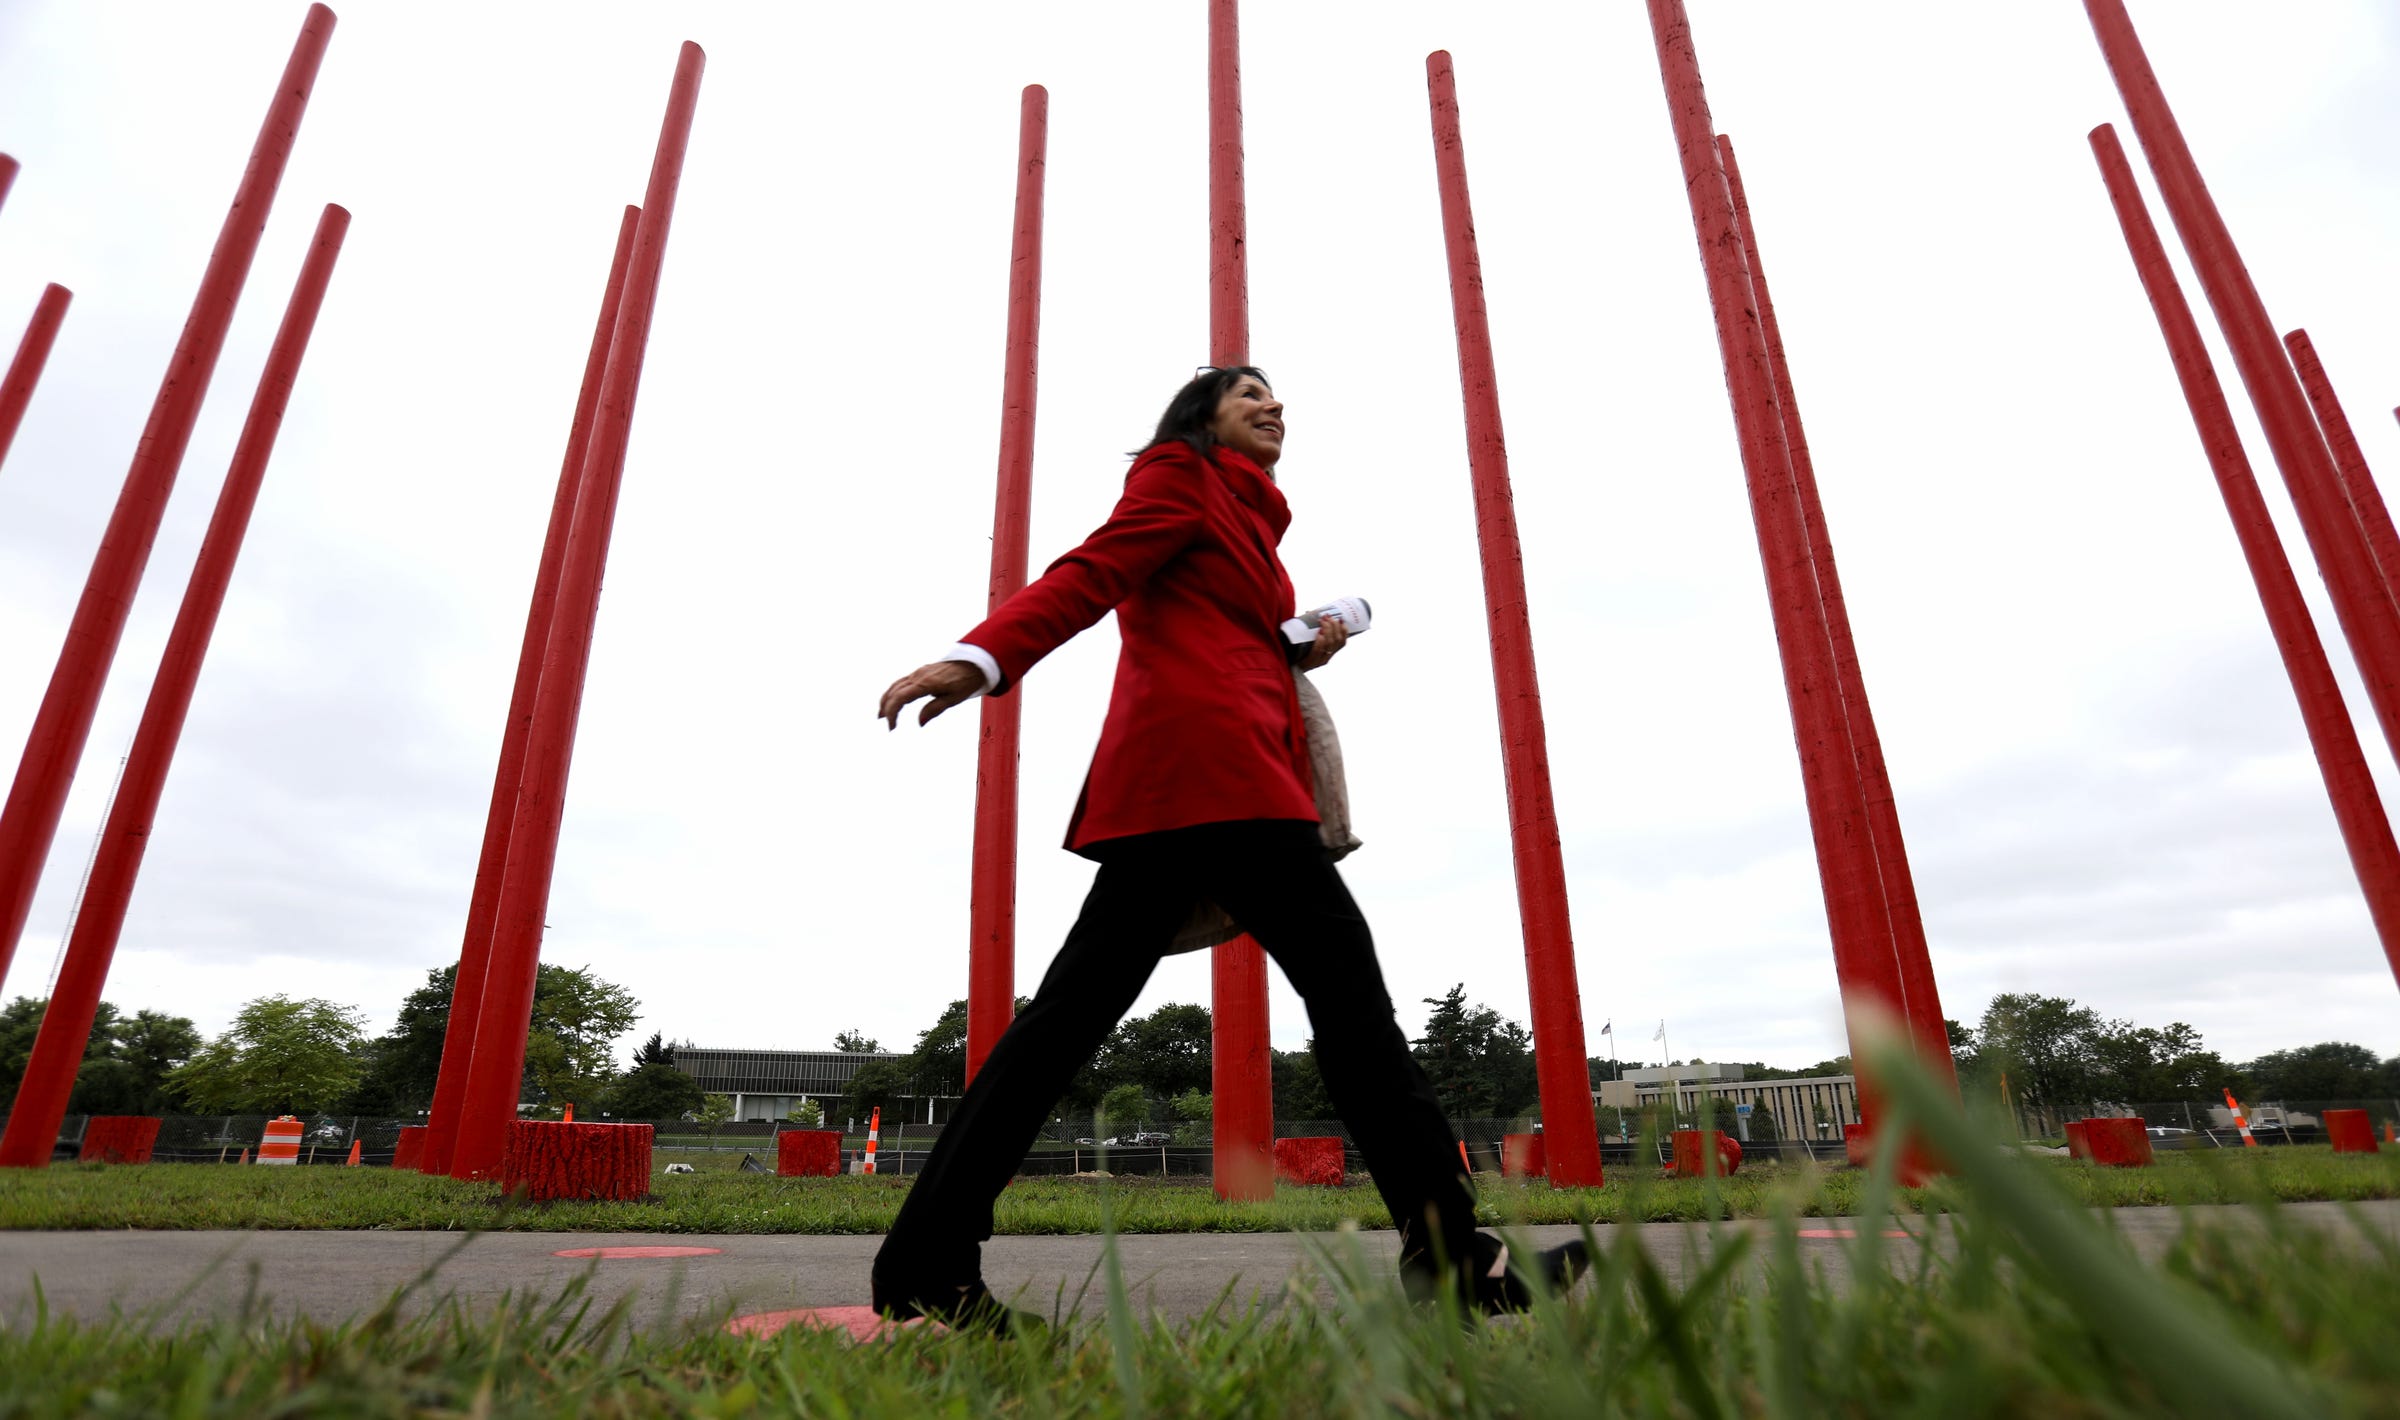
[1204, 0, 1275, 1203]
[2089, 126, 2400, 986]
[500, 1120, 651, 1200]
[0, 284, 71, 474]
[1271, 1136, 1344, 1187]
[965, 86, 1048, 1085]
[2286, 330, 2400, 611]
[0, 205, 350, 1170]
[2085, 0, 2400, 762]
[1423, 52, 1604, 1186]
[1646, 0, 1909, 1122]
[420, 205, 641, 1176]
[450, 44, 706, 1180]
[1718, 136, 1956, 1089]
[0, 5, 334, 989]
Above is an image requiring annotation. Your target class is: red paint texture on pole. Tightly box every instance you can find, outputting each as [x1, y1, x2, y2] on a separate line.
[1422, 52, 1604, 1186]
[0, 155, 16, 219]
[0, 284, 72, 474]
[450, 44, 705, 1180]
[1204, 0, 1273, 1203]
[2287, 330, 2400, 611]
[965, 86, 1048, 1086]
[2086, 0, 2400, 762]
[1717, 136, 1956, 1089]
[419, 205, 641, 1176]
[0, 5, 333, 989]
[1645, 0, 1909, 1117]
[2089, 126, 2400, 986]
[0, 205, 350, 1170]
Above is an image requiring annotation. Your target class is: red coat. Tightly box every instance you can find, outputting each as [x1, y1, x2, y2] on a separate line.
[962, 441, 1317, 855]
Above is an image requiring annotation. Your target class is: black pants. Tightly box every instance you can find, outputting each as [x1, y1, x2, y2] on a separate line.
[873, 819, 1479, 1299]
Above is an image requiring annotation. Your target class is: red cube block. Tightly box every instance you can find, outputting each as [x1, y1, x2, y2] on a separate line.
[2063, 1119, 2092, 1161]
[1501, 1132, 1545, 1180]
[1669, 1128, 1742, 1176]
[2324, 1108, 2379, 1155]
[777, 1128, 845, 1177]
[393, 1126, 428, 1171]
[500, 1121, 652, 1201]
[1272, 1136, 1345, 1187]
[78, 1116, 160, 1164]
[2081, 1117, 2153, 1167]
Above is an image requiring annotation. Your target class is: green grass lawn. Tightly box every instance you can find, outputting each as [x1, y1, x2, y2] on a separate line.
[2, 1144, 2393, 1234]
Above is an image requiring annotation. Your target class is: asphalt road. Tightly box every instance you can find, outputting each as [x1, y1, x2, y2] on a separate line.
[3, 1201, 2392, 1333]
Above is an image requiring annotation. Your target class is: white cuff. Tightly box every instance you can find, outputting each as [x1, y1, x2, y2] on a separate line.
[939, 642, 1001, 696]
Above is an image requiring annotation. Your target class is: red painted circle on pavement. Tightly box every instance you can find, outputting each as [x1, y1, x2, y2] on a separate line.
[1795, 1228, 1913, 1239]
[551, 1245, 724, 1259]
[725, 1306, 945, 1342]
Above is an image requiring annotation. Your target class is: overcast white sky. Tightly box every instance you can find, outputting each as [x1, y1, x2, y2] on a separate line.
[0, 2, 2395, 1078]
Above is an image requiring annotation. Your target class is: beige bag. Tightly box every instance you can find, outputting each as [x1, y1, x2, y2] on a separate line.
[1165, 668, 1360, 956]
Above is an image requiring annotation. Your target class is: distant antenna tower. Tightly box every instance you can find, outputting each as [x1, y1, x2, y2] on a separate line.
[46, 747, 131, 996]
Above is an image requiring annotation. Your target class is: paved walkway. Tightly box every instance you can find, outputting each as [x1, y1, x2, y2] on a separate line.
[3, 1201, 2392, 1333]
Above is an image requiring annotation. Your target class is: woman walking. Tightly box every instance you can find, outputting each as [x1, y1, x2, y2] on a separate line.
[874, 366, 1584, 1328]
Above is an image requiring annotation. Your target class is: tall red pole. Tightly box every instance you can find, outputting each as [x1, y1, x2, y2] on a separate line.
[2086, 0, 2400, 765]
[418, 205, 640, 1176]
[0, 205, 350, 1169]
[1422, 52, 1604, 1187]
[0, 155, 16, 220]
[2089, 127, 2400, 989]
[0, 284, 72, 474]
[449, 43, 705, 1180]
[1645, 0, 1909, 1117]
[2286, 330, 2400, 613]
[964, 87, 1049, 1086]
[0, 5, 333, 989]
[1204, 0, 1275, 1204]
[1717, 136, 1956, 1089]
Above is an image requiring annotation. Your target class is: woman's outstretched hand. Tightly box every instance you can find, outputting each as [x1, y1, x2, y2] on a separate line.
[880, 660, 987, 729]
[1297, 615, 1349, 672]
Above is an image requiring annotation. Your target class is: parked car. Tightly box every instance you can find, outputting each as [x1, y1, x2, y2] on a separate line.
[1127, 1131, 1171, 1146]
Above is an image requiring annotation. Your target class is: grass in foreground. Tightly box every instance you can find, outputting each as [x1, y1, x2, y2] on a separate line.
[0, 1141, 2393, 1234]
[3, 1049, 2397, 1418]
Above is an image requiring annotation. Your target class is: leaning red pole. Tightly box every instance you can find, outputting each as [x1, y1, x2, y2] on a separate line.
[0, 5, 333, 989]
[2090, 127, 2400, 988]
[1645, 0, 1908, 1113]
[0, 284, 72, 474]
[0, 205, 350, 1169]
[1718, 136, 1956, 1090]
[964, 86, 1049, 1087]
[2286, 330, 2400, 615]
[1204, 0, 1275, 1204]
[418, 205, 641, 1177]
[449, 43, 705, 1180]
[1422, 52, 1603, 1187]
[0, 155, 16, 220]
[2086, 0, 2400, 766]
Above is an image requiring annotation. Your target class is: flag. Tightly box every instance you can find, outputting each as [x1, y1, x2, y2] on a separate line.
[1600, 1020, 1612, 1035]
[1653, 1019, 1666, 1043]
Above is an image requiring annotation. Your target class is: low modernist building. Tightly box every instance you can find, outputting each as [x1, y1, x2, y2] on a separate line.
[1595, 1063, 1860, 1142]
[670, 1047, 956, 1124]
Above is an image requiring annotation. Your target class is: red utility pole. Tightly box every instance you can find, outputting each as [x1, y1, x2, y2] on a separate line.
[449, 43, 706, 1180]
[0, 285, 71, 474]
[2286, 330, 2400, 614]
[1422, 51, 1603, 1187]
[1204, 0, 1275, 1204]
[418, 205, 640, 1176]
[0, 205, 350, 1169]
[2089, 127, 2400, 989]
[964, 85, 1049, 1086]
[0, 5, 334, 989]
[2085, 0, 2400, 764]
[1645, 0, 1913, 1117]
[1717, 136, 1956, 1088]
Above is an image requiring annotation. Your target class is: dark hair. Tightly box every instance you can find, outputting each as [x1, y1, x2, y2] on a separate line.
[1137, 365, 1272, 461]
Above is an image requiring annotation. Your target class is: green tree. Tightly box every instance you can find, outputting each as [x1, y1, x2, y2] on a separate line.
[695, 1092, 735, 1143]
[1973, 993, 2106, 1109]
[1098, 1082, 1149, 1128]
[2243, 1042, 2384, 1101]
[833, 1030, 880, 1054]
[843, 1056, 910, 1118]
[524, 965, 640, 1109]
[1096, 1002, 1214, 1100]
[1272, 1044, 1334, 1120]
[603, 1062, 703, 1121]
[0, 999, 200, 1116]
[786, 1098, 824, 1129]
[630, 1032, 676, 1069]
[907, 1000, 971, 1097]
[1412, 985, 1538, 1119]
[169, 996, 368, 1115]
[347, 969, 457, 1114]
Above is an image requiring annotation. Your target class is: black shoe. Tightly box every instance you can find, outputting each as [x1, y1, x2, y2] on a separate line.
[1471, 1237, 1591, 1314]
[872, 1278, 1046, 1337]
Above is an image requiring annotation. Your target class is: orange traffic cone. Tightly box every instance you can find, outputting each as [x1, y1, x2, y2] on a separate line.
[238, 1146, 250, 1165]
[1459, 1140, 1472, 1173]
[563, 1103, 575, 1123]
[345, 1139, 362, 1167]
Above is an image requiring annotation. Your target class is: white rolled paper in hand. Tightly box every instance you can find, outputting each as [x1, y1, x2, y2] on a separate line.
[1282, 596, 1373, 645]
